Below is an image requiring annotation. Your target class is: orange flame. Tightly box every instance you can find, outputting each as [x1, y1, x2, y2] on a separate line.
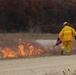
[0, 48, 17, 58]
[18, 45, 25, 56]
[0, 40, 44, 58]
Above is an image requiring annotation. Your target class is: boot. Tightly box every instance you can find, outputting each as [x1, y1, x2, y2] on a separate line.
[61, 51, 63, 55]
[67, 52, 71, 55]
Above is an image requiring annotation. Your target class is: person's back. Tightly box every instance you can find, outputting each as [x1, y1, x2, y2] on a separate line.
[59, 25, 76, 41]
[57, 22, 76, 55]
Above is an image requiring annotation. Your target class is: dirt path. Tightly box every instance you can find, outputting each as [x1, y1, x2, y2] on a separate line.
[0, 55, 76, 75]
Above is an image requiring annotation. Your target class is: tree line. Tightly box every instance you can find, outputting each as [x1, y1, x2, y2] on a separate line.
[0, 0, 76, 33]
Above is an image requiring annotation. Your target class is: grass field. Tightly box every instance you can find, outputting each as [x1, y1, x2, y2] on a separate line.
[0, 33, 57, 46]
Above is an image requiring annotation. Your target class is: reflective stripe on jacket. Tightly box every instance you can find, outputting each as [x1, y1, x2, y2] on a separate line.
[58, 26, 76, 41]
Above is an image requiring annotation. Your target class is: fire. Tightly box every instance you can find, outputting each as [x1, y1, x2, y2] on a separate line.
[18, 45, 25, 56]
[0, 48, 17, 58]
[0, 40, 44, 58]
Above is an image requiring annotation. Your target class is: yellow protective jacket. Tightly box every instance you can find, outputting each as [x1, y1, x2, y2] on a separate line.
[58, 26, 76, 41]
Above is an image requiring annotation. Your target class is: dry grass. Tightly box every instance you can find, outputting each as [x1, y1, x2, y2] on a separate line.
[0, 33, 76, 57]
[0, 33, 57, 52]
[44, 69, 76, 75]
[0, 33, 58, 39]
[0, 33, 57, 47]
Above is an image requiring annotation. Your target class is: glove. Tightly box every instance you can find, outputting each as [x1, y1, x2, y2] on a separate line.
[75, 36, 76, 39]
[57, 37, 60, 41]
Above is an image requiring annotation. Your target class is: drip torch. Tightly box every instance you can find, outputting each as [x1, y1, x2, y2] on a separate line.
[50, 40, 62, 50]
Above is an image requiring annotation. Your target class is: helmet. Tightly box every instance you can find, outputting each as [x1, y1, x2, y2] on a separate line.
[63, 22, 69, 26]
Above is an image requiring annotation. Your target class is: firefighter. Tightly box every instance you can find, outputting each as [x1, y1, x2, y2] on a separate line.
[57, 22, 76, 55]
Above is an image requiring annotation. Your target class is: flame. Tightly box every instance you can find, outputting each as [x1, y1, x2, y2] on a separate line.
[0, 40, 44, 58]
[0, 48, 17, 58]
[18, 45, 25, 56]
